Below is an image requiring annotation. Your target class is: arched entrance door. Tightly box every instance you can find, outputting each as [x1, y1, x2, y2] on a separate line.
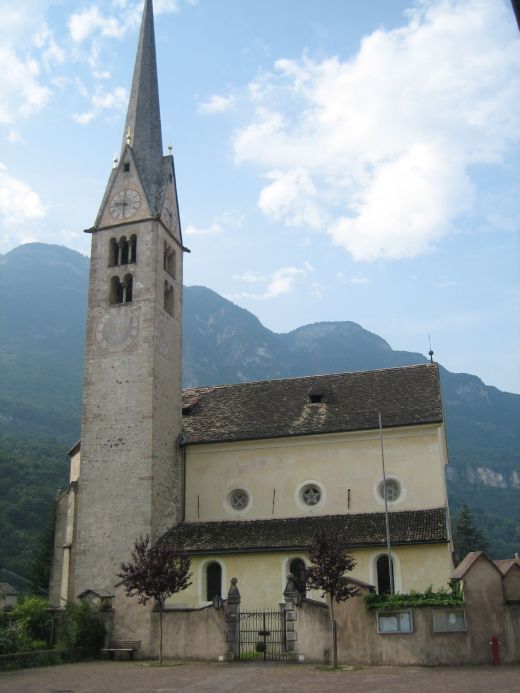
[376, 555, 394, 594]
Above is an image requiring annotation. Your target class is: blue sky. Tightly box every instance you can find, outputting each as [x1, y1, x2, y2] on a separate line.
[0, 0, 519, 393]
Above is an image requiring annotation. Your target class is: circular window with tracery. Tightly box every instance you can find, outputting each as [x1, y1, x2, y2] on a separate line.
[378, 479, 401, 502]
[228, 489, 250, 511]
[300, 484, 322, 507]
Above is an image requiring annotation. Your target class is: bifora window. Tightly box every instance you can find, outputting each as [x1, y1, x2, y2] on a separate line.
[378, 478, 401, 502]
[377, 611, 413, 634]
[300, 484, 321, 506]
[228, 489, 249, 511]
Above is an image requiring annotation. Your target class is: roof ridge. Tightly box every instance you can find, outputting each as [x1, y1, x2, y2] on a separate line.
[182, 362, 438, 395]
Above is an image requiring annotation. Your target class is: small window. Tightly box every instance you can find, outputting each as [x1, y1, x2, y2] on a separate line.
[378, 479, 401, 502]
[432, 609, 466, 632]
[300, 484, 321, 506]
[377, 611, 413, 634]
[309, 394, 323, 404]
[206, 562, 222, 602]
[123, 162, 130, 172]
[228, 489, 249, 511]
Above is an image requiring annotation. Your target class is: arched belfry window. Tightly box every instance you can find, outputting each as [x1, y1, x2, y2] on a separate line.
[120, 237, 129, 265]
[130, 235, 137, 264]
[109, 238, 118, 267]
[289, 558, 307, 597]
[376, 555, 394, 594]
[110, 276, 123, 304]
[164, 281, 174, 316]
[206, 562, 222, 601]
[123, 274, 133, 303]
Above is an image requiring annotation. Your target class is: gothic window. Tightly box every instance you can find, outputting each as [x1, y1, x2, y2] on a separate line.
[376, 555, 394, 595]
[110, 276, 124, 304]
[289, 558, 307, 597]
[206, 562, 222, 602]
[164, 281, 174, 316]
[123, 274, 133, 303]
[130, 235, 137, 264]
[120, 237, 129, 265]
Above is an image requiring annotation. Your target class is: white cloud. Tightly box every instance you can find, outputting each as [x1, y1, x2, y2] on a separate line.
[0, 47, 51, 124]
[350, 276, 371, 286]
[258, 169, 324, 229]
[73, 86, 128, 125]
[69, 7, 125, 44]
[184, 223, 223, 237]
[0, 163, 47, 229]
[199, 94, 235, 114]
[185, 210, 244, 236]
[233, 0, 520, 262]
[234, 263, 313, 300]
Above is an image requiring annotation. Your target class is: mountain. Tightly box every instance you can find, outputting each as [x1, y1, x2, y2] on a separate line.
[0, 243, 518, 572]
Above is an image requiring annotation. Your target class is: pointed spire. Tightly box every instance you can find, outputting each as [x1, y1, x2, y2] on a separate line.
[122, 0, 164, 206]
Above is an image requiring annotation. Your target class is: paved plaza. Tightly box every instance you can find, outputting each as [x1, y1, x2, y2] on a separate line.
[0, 661, 519, 693]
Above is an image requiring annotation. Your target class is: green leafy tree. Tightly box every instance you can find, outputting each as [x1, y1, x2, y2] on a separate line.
[118, 536, 191, 665]
[29, 508, 56, 595]
[305, 531, 359, 669]
[452, 504, 489, 565]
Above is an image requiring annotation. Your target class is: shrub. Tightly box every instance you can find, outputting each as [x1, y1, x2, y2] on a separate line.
[11, 596, 51, 649]
[364, 581, 464, 610]
[57, 601, 106, 651]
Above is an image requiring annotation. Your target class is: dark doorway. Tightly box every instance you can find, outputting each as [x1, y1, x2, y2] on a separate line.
[289, 558, 307, 597]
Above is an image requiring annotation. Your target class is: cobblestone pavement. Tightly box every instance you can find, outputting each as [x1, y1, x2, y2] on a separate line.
[0, 661, 519, 693]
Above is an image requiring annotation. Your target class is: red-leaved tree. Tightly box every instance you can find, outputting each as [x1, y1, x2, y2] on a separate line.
[305, 531, 359, 669]
[118, 536, 191, 664]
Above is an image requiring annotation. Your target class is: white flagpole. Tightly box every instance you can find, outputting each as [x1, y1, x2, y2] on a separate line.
[379, 412, 394, 595]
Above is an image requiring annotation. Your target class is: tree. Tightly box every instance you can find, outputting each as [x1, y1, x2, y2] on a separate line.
[29, 507, 56, 595]
[304, 531, 359, 669]
[452, 504, 489, 564]
[118, 536, 191, 664]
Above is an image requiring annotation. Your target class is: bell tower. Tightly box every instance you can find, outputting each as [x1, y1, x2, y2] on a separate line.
[73, 0, 185, 597]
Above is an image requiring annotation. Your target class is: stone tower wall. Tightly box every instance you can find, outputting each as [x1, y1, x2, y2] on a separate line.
[73, 213, 183, 597]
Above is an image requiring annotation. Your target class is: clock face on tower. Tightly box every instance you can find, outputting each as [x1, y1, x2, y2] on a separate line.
[163, 196, 176, 232]
[110, 189, 141, 220]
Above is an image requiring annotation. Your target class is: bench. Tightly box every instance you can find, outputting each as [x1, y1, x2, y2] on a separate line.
[101, 640, 141, 660]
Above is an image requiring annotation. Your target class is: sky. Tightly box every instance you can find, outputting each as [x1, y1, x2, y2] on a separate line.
[0, 0, 519, 394]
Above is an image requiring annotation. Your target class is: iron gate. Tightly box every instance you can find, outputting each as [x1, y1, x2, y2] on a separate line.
[239, 610, 289, 661]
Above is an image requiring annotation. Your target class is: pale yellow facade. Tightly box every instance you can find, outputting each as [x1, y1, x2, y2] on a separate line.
[185, 423, 449, 522]
[165, 543, 453, 610]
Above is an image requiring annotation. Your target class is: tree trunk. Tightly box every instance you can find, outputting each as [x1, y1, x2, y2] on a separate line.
[159, 603, 163, 665]
[330, 594, 337, 669]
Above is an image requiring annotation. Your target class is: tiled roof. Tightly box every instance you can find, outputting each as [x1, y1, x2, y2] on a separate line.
[181, 364, 442, 445]
[163, 507, 448, 554]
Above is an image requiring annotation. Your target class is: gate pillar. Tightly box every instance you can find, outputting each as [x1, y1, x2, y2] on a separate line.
[282, 573, 299, 659]
[225, 577, 241, 660]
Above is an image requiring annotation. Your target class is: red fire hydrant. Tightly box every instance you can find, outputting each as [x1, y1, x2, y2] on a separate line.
[490, 635, 500, 665]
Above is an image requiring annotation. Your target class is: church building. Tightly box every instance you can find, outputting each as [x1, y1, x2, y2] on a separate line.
[49, 0, 454, 632]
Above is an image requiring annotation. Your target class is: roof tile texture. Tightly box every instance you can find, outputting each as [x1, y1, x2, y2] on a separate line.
[182, 364, 442, 444]
[164, 507, 448, 554]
